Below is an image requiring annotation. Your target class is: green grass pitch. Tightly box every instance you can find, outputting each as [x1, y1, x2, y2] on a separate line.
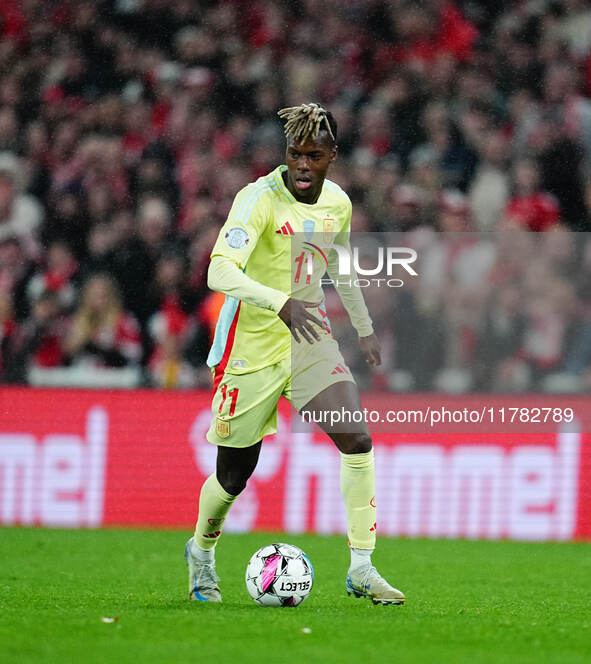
[1, 528, 590, 664]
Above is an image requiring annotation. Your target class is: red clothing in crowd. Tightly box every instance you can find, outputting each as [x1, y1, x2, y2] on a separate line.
[0, 316, 16, 374]
[506, 193, 561, 232]
[375, 2, 478, 73]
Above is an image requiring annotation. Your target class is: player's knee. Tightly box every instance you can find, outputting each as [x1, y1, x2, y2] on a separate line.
[216, 441, 261, 495]
[217, 468, 251, 496]
[342, 432, 372, 455]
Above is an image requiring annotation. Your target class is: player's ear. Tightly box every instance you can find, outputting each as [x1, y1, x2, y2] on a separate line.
[329, 145, 338, 163]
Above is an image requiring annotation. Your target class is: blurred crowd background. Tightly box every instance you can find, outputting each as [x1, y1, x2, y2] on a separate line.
[0, 0, 590, 392]
[331, 230, 591, 393]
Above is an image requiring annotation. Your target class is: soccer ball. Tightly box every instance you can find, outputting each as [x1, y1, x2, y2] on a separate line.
[245, 543, 314, 607]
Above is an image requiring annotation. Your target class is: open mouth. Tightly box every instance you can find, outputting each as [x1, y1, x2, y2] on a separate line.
[295, 177, 312, 190]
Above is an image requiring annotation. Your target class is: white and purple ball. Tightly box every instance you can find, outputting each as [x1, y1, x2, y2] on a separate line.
[245, 543, 314, 607]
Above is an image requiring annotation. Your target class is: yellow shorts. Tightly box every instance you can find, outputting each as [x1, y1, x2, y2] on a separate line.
[206, 335, 355, 448]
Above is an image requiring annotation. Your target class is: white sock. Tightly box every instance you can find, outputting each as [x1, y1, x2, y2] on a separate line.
[350, 547, 373, 570]
[191, 539, 215, 564]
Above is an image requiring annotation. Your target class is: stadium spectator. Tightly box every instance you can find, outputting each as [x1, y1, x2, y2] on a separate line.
[145, 251, 198, 348]
[473, 283, 526, 392]
[64, 273, 141, 368]
[5, 290, 68, 383]
[137, 195, 174, 257]
[145, 250, 210, 389]
[26, 240, 79, 312]
[469, 130, 510, 232]
[0, 290, 16, 379]
[390, 183, 424, 231]
[0, 153, 43, 258]
[561, 236, 591, 377]
[520, 259, 578, 383]
[0, 236, 32, 320]
[506, 158, 561, 231]
[148, 332, 199, 389]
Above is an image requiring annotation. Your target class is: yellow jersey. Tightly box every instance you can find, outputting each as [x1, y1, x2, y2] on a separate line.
[206, 165, 371, 374]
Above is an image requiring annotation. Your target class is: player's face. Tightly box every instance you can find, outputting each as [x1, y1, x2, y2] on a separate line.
[284, 134, 337, 204]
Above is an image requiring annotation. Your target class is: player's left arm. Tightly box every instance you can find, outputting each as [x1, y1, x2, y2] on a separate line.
[327, 200, 381, 368]
[357, 333, 381, 368]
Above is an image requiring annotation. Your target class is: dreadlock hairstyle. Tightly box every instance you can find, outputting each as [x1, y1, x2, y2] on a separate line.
[277, 103, 337, 145]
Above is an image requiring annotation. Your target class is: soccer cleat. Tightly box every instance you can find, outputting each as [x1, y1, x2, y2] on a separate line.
[346, 565, 406, 605]
[185, 538, 222, 602]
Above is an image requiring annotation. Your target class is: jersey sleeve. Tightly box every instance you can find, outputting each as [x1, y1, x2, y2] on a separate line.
[210, 184, 271, 269]
[327, 199, 374, 337]
[208, 184, 289, 314]
[208, 256, 288, 313]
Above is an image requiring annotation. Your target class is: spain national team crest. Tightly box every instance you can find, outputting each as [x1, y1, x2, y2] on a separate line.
[216, 418, 230, 439]
[323, 215, 334, 243]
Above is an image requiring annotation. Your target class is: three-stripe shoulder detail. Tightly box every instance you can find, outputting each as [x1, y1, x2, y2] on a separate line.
[235, 179, 278, 224]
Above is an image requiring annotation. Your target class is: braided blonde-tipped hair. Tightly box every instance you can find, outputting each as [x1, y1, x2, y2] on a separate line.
[277, 103, 336, 144]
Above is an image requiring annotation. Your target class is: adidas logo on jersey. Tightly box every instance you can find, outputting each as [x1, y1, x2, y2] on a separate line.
[276, 222, 294, 236]
[331, 363, 350, 375]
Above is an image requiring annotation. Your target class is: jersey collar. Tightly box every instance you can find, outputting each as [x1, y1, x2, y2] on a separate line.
[274, 166, 297, 203]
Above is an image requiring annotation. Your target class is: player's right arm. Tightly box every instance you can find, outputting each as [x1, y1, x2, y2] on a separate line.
[208, 185, 322, 341]
[207, 185, 288, 313]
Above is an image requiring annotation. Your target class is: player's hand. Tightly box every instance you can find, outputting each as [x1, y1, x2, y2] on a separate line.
[359, 333, 381, 368]
[278, 298, 323, 344]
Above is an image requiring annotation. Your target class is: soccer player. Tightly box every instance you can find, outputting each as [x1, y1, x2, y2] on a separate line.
[185, 103, 405, 605]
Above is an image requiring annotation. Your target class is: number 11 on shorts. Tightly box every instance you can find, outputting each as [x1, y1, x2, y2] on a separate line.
[219, 384, 239, 417]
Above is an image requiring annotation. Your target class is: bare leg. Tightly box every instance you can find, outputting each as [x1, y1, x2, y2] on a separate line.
[301, 380, 371, 454]
[216, 441, 262, 495]
[299, 380, 405, 603]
